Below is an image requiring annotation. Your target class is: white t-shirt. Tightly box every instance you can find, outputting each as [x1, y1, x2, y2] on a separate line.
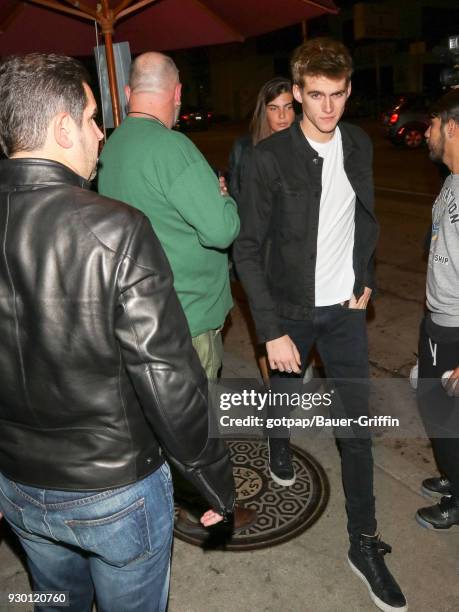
[306, 127, 356, 306]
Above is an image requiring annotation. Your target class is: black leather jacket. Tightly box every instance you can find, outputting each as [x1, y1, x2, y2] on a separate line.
[233, 120, 379, 343]
[0, 159, 234, 516]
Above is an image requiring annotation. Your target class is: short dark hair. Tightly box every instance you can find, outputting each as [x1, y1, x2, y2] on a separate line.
[291, 37, 353, 87]
[0, 53, 90, 156]
[430, 89, 459, 126]
[250, 77, 293, 145]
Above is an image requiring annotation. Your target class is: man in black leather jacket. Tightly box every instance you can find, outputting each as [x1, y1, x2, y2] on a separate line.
[234, 39, 406, 612]
[0, 53, 234, 612]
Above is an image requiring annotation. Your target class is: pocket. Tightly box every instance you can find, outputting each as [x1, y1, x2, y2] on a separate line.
[277, 190, 308, 241]
[280, 190, 306, 214]
[338, 302, 366, 313]
[0, 484, 26, 531]
[340, 307, 366, 316]
[65, 498, 150, 568]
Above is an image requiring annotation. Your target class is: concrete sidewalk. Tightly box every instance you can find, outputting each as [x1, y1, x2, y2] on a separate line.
[1, 349, 458, 612]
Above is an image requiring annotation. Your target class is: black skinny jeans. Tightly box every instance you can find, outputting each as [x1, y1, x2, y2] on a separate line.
[418, 318, 459, 497]
[270, 304, 376, 542]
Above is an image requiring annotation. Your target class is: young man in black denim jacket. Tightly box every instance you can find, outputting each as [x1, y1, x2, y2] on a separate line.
[234, 38, 406, 612]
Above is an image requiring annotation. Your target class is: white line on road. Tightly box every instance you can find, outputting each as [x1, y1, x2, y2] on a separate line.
[376, 186, 436, 198]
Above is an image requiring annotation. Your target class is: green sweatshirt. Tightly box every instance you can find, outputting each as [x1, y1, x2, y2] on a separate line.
[98, 117, 239, 337]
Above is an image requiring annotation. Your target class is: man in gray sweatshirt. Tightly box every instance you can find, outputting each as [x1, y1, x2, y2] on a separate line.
[416, 89, 459, 530]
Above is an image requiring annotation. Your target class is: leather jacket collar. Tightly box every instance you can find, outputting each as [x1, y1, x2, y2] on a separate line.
[0, 158, 91, 190]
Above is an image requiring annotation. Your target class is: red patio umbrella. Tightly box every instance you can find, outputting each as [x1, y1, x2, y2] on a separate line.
[0, 0, 338, 125]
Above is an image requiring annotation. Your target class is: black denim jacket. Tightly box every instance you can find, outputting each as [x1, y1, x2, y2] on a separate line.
[233, 120, 379, 343]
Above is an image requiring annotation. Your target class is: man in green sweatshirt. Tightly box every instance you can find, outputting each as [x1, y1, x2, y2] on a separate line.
[99, 53, 255, 531]
[99, 52, 240, 380]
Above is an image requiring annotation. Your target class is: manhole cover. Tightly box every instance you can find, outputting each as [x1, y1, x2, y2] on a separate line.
[174, 439, 329, 551]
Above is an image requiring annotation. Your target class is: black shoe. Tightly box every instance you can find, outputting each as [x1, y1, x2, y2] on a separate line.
[348, 534, 407, 612]
[268, 438, 295, 486]
[416, 495, 459, 530]
[421, 475, 452, 499]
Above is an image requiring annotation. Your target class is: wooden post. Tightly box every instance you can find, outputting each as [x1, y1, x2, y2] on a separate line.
[31, 0, 124, 127]
[301, 19, 307, 41]
[99, 1, 121, 127]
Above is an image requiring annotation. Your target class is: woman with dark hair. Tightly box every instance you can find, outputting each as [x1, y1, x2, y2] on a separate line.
[228, 78, 296, 385]
[228, 77, 295, 203]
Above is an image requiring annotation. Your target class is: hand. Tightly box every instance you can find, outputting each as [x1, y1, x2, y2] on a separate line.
[200, 509, 224, 527]
[348, 287, 372, 309]
[219, 175, 229, 196]
[444, 366, 459, 397]
[266, 335, 301, 373]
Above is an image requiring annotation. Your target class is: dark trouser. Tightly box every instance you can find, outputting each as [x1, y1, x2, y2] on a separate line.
[417, 317, 459, 497]
[271, 304, 376, 542]
[174, 329, 224, 511]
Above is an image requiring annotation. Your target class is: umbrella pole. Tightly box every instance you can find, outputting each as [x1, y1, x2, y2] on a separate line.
[31, 1, 123, 128]
[103, 30, 122, 127]
[99, 1, 122, 127]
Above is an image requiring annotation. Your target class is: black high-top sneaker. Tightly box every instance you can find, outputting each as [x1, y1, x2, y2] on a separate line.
[348, 533, 407, 611]
[416, 495, 459, 530]
[421, 475, 452, 499]
[268, 438, 295, 486]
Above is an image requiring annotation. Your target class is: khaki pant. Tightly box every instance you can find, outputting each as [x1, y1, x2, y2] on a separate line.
[175, 329, 223, 509]
[191, 328, 223, 381]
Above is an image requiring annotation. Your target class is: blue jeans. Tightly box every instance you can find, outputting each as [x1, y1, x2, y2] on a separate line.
[0, 464, 174, 612]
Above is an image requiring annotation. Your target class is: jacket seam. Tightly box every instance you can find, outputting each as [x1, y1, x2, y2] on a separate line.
[117, 343, 135, 467]
[76, 205, 155, 273]
[116, 285, 197, 462]
[2, 192, 32, 416]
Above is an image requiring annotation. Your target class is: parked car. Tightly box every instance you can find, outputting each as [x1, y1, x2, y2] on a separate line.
[176, 106, 212, 131]
[381, 94, 431, 148]
[344, 94, 377, 118]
